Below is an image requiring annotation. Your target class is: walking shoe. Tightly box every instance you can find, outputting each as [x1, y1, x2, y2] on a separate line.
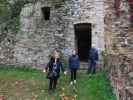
[74, 80, 76, 84]
[48, 89, 53, 94]
[70, 81, 73, 85]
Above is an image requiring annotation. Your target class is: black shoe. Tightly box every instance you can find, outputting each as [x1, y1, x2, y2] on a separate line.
[48, 89, 53, 94]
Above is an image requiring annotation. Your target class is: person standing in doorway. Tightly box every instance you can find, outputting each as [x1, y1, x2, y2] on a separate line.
[87, 45, 99, 74]
[69, 49, 80, 85]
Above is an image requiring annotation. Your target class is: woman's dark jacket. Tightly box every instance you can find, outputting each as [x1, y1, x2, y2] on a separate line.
[46, 57, 64, 78]
[69, 54, 80, 69]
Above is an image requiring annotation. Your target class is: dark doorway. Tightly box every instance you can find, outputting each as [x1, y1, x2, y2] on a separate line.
[74, 23, 92, 61]
[41, 7, 50, 20]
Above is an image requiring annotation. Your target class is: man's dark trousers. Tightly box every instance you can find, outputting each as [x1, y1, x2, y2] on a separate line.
[88, 60, 96, 74]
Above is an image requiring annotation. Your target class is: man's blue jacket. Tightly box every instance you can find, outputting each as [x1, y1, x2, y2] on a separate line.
[88, 48, 99, 62]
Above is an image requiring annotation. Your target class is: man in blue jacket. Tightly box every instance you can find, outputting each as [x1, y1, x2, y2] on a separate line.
[69, 50, 80, 85]
[87, 45, 99, 74]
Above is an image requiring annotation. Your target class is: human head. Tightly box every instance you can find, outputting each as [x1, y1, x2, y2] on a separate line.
[92, 44, 96, 48]
[53, 50, 60, 59]
[72, 49, 77, 55]
[53, 50, 58, 54]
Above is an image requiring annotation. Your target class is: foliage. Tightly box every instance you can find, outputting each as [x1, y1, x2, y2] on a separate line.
[101, 50, 108, 66]
[0, 0, 34, 33]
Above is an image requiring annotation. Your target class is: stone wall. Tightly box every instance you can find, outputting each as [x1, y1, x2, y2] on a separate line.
[14, 0, 105, 65]
[0, 29, 16, 64]
[105, 53, 133, 100]
[104, 0, 133, 99]
[0, 0, 132, 99]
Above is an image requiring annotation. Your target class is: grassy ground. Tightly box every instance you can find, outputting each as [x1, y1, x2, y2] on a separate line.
[0, 65, 116, 100]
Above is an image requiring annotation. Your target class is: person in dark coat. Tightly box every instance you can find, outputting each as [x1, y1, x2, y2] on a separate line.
[87, 45, 99, 74]
[69, 50, 80, 85]
[45, 51, 64, 91]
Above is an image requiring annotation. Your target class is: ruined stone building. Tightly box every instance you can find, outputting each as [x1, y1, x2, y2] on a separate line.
[0, 0, 133, 99]
[14, 0, 105, 64]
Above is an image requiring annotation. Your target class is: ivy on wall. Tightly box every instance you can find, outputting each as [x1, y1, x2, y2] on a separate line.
[0, 0, 36, 33]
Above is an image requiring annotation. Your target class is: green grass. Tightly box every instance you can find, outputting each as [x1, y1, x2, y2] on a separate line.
[0, 65, 116, 100]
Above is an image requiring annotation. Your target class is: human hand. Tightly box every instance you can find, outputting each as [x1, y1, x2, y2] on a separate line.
[64, 71, 67, 75]
[43, 69, 46, 73]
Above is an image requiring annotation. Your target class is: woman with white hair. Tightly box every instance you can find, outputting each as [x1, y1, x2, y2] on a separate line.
[45, 51, 65, 91]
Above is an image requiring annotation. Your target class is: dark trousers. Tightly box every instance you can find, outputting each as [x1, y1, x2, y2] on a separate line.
[88, 60, 96, 74]
[49, 77, 58, 90]
[70, 69, 77, 81]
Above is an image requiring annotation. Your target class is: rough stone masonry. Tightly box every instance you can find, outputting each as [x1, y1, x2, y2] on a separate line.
[0, 0, 133, 99]
[14, 0, 105, 64]
[104, 0, 133, 99]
